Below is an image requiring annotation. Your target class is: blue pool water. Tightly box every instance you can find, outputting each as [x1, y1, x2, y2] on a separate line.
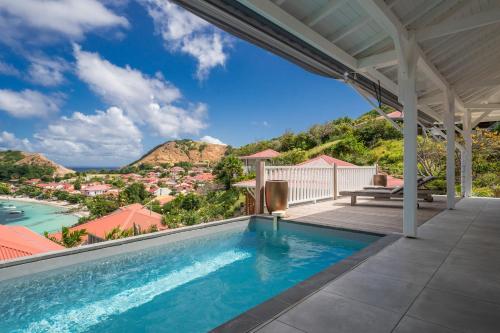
[0, 199, 78, 234]
[0, 219, 379, 333]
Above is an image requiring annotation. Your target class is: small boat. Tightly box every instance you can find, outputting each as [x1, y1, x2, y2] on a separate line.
[2, 204, 17, 210]
[8, 210, 24, 215]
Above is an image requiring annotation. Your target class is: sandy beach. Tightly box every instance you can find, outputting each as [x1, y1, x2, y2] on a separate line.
[0, 195, 88, 218]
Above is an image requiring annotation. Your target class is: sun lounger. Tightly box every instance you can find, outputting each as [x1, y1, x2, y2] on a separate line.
[340, 176, 435, 205]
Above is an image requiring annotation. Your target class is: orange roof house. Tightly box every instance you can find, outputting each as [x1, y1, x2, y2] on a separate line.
[50, 204, 165, 244]
[298, 154, 356, 167]
[241, 149, 280, 160]
[0, 225, 64, 261]
[193, 172, 215, 182]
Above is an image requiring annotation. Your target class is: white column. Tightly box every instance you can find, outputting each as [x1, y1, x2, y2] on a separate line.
[398, 34, 418, 238]
[255, 159, 265, 214]
[459, 147, 466, 197]
[444, 90, 456, 209]
[463, 110, 473, 197]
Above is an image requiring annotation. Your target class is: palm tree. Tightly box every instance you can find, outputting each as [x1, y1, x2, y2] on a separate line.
[44, 227, 87, 248]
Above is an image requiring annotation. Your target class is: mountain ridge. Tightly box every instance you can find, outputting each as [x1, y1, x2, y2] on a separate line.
[130, 140, 227, 166]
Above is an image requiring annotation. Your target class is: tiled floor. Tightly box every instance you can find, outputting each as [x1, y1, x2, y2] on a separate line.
[254, 197, 500, 333]
[284, 195, 454, 234]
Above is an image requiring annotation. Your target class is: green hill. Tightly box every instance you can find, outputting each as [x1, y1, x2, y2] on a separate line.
[231, 109, 499, 197]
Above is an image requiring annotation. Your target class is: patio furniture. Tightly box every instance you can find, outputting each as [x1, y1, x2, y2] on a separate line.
[340, 176, 435, 205]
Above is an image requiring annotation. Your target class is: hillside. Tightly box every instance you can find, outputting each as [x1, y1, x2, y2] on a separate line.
[131, 140, 227, 166]
[0, 150, 74, 179]
[232, 109, 499, 197]
[15, 153, 74, 176]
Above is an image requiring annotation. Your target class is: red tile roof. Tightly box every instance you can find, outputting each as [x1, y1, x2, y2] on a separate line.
[387, 111, 403, 118]
[193, 172, 214, 182]
[298, 154, 355, 167]
[82, 184, 111, 191]
[242, 149, 280, 159]
[0, 225, 64, 261]
[50, 204, 165, 242]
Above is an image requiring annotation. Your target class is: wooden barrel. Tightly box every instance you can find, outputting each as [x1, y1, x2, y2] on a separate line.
[265, 180, 288, 213]
[373, 174, 388, 187]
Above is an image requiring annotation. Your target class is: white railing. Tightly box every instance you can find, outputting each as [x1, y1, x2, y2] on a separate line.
[263, 164, 377, 206]
[265, 166, 335, 205]
[336, 166, 377, 194]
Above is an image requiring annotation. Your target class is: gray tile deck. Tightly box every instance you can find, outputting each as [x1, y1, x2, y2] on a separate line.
[253, 197, 500, 333]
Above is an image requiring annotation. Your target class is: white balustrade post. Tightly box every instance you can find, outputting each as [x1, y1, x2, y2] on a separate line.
[255, 159, 265, 214]
[333, 164, 338, 200]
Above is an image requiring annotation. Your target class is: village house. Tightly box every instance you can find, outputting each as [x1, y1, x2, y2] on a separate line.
[81, 184, 112, 196]
[154, 187, 172, 196]
[0, 225, 64, 261]
[49, 204, 165, 244]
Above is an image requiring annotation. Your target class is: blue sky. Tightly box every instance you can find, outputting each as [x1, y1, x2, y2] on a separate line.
[0, 0, 370, 167]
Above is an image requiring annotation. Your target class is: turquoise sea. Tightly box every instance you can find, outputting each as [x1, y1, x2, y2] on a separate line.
[0, 199, 78, 234]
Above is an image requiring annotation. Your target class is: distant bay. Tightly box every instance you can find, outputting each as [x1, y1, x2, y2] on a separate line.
[69, 166, 121, 173]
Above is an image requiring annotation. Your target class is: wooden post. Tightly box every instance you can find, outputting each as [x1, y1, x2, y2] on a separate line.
[255, 159, 265, 214]
[333, 163, 338, 200]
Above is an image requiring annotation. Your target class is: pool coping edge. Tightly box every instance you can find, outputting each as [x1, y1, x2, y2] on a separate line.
[210, 228, 401, 333]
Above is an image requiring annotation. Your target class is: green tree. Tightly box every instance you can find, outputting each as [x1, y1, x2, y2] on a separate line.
[74, 179, 81, 190]
[213, 155, 244, 189]
[122, 183, 150, 204]
[85, 196, 119, 217]
[45, 227, 87, 248]
[105, 227, 134, 240]
[0, 183, 10, 194]
[272, 148, 307, 165]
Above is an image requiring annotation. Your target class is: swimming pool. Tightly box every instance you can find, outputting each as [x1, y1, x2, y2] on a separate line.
[0, 218, 380, 333]
[0, 199, 78, 234]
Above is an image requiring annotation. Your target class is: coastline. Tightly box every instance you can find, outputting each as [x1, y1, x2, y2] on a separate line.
[0, 195, 87, 218]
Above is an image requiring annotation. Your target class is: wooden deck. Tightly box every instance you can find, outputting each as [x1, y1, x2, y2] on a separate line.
[283, 195, 455, 234]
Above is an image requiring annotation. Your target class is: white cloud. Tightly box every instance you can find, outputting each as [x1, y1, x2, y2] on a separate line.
[27, 56, 69, 87]
[34, 107, 142, 165]
[0, 0, 129, 44]
[0, 60, 20, 76]
[74, 45, 207, 137]
[0, 131, 33, 152]
[0, 89, 62, 118]
[200, 135, 226, 145]
[142, 0, 229, 80]
[0, 107, 143, 166]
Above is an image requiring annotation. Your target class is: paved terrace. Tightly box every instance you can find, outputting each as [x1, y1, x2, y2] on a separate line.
[253, 197, 500, 333]
[284, 195, 453, 234]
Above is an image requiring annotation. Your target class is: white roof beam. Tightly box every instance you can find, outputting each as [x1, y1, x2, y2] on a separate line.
[354, 0, 407, 41]
[358, 50, 397, 70]
[471, 111, 493, 128]
[413, 0, 461, 28]
[465, 103, 500, 110]
[240, 0, 401, 96]
[416, 8, 500, 42]
[241, 0, 357, 69]
[363, 68, 399, 94]
[304, 0, 348, 27]
[350, 31, 389, 56]
[329, 16, 369, 43]
[457, 77, 500, 91]
[419, 91, 443, 105]
[356, 0, 467, 111]
[401, 0, 442, 26]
